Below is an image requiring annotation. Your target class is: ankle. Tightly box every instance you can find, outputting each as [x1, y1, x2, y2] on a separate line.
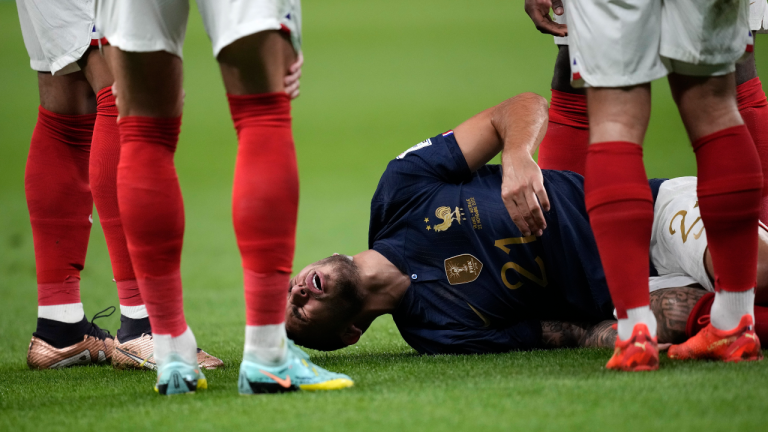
[33, 316, 90, 348]
[153, 326, 198, 368]
[116, 314, 151, 343]
[710, 289, 755, 331]
[243, 324, 288, 366]
[618, 306, 657, 340]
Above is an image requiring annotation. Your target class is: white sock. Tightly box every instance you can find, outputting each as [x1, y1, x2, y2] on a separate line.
[38, 303, 85, 323]
[710, 289, 755, 331]
[153, 326, 198, 368]
[617, 305, 657, 340]
[243, 324, 288, 366]
[120, 304, 149, 319]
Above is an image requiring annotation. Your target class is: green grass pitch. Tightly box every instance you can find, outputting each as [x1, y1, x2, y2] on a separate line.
[2, 1, 768, 431]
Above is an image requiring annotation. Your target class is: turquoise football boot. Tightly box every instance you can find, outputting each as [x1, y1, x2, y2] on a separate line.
[238, 340, 353, 394]
[154, 353, 208, 395]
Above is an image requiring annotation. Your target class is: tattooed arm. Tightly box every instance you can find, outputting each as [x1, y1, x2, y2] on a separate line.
[541, 286, 708, 348]
[650, 286, 707, 344]
[540, 320, 617, 349]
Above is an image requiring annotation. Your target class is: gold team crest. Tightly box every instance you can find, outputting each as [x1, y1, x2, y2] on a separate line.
[444, 254, 483, 285]
[425, 206, 465, 232]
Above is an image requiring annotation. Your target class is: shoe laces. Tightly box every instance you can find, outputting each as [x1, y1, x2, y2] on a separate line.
[88, 306, 115, 340]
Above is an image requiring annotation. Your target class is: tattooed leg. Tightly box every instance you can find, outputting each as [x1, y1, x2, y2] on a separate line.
[649, 286, 707, 344]
[540, 320, 617, 349]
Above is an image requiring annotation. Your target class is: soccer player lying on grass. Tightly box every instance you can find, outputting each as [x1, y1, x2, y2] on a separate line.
[282, 93, 768, 356]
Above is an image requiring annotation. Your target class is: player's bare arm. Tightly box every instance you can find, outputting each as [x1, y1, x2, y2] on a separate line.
[454, 93, 550, 236]
[542, 286, 710, 349]
[524, 0, 567, 37]
[541, 320, 616, 349]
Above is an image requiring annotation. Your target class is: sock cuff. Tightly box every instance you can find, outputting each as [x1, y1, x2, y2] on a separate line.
[96, 87, 118, 117]
[244, 270, 291, 326]
[117, 279, 143, 306]
[585, 184, 653, 211]
[120, 304, 149, 319]
[227, 92, 291, 131]
[141, 271, 187, 337]
[118, 116, 182, 149]
[584, 141, 652, 210]
[696, 173, 763, 197]
[37, 276, 82, 305]
[692, 125, 751, 152]
[737, 77, 767, 110]
[587, 141, 643, 156]
[549, 89, 588, 128]
[38, 302, 85, 323]
[37, 106, 96, 145]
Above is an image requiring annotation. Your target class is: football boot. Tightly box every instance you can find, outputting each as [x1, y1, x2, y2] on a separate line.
[27, 307, 115, 370]
[668, 314, 762, 362]
[605, 323, 659, 372]
[154, 352, 208, 395]
[238, 340, 353, 394]
[113, 333, 224, 370]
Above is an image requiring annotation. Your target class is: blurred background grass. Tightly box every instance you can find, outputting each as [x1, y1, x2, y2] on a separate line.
[1, 1, 768, 431]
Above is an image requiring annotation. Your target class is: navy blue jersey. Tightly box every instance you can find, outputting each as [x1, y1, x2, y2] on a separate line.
[369, 132, 631, 355]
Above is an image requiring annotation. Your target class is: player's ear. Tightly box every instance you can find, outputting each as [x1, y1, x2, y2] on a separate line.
[340, 324, 362, 346]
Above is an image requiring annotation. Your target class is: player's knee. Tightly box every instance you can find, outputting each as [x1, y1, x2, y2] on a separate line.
[37, 71, 95, 115]
[218, 31, 295, 95]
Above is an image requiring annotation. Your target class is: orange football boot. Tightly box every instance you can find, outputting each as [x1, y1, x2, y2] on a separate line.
[668, 314, 763, 362]
[605, 323, 659, 371]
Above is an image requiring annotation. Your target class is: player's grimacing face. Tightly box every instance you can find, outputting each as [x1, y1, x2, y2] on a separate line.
[284, 256, 359, 344]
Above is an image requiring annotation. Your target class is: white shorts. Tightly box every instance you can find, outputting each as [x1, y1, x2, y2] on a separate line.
[557, 0, 765, 43]
[750, 0, 768, 33]
[17, 0, 104, 75]
[552, 4, 568, 46]
[95, 0, 302, 59]
[567, 0, 751, 87]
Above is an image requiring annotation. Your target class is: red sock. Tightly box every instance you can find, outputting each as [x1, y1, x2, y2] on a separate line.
[90, 88, 141, 307]
[693, 126, 762, 292]
[537, 90, 590, 175]
[117, 116, 186, 336]
[26, 107, 95, 306]
[228, 93, 298, 326]
[737, 77, 768, 222]
[686, 292, 768, 341]
[585, 142, 654, 318]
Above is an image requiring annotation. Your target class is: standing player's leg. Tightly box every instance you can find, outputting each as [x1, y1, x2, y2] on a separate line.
[17, 0, 117, 368]
[77, 47, 150, 343]
[567, 0, 668, 371]
[682, 225, 768, 343]
[103, 45, 205, 393]
[219, 31, 297, 371]
[25, 70, 116, 369]
[584, 85, 659, 370]
[214, 29, 353, 393]
[667, 71, 763, 361]
[734, 39, 768, 223]
[537, 47, 590, 175]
